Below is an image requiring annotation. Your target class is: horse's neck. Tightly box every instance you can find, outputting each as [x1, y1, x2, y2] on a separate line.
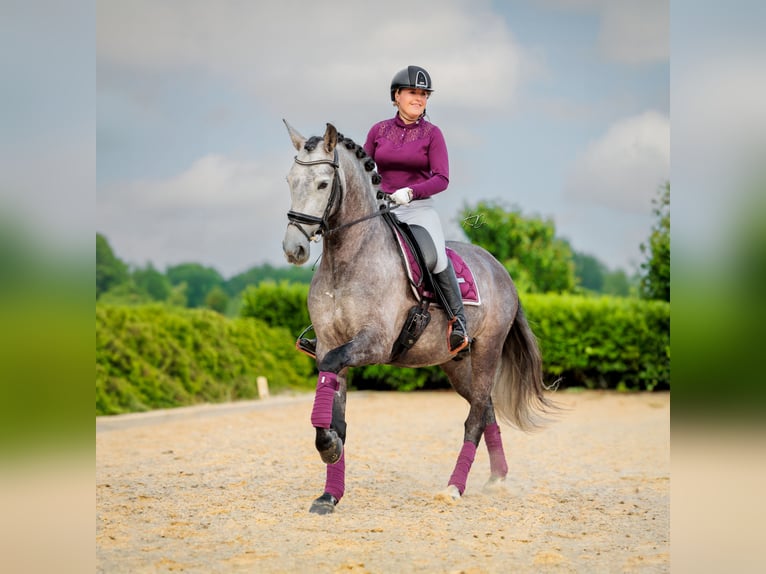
[319, 159, 400, 283]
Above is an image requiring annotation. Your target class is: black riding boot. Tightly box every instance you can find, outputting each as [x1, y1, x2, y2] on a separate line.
[433, 261, 469, 354]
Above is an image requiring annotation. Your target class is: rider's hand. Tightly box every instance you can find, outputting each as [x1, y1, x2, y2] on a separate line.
[390, 187, 413, 205]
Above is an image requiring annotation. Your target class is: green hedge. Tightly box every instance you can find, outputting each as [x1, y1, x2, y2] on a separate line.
[238, 283, 670, 392]
[524, 294, 670, 391]
[240, 281, 311, 337]
[350, 295, 669, 392]
[99, 290, 668, 415]
[96, 304, 315, 415]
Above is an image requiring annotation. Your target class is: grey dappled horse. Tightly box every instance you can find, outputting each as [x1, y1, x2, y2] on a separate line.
[282, 121, 555, 514]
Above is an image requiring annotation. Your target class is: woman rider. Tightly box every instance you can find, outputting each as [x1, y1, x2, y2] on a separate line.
[363, 65, 469, 354]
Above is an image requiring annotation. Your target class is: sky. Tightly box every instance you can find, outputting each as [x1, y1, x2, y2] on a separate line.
[93, 0, 673, 278]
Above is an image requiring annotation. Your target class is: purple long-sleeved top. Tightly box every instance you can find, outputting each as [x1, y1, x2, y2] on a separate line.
[363, 114, 449, 200]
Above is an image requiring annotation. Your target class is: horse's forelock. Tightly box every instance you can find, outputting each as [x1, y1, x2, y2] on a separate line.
[303, 136, 323, 153]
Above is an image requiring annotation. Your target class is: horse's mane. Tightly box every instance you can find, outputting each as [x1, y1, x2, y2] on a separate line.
[304, 133, 382, 186]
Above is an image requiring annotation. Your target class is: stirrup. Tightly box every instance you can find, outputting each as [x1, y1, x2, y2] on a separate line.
[447, 317, 470, 355]
[296, 338, 317, 359]
[295, 325, 317, 359]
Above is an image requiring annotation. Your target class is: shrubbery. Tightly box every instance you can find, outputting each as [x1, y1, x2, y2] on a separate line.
[240, 281, 311, 337]
[97, 289, 669, 415]
[237, 284, 669, 392]
[96, 303, 315, 415]
[524, 294, 669, 391]
[348, 295, 669, 392]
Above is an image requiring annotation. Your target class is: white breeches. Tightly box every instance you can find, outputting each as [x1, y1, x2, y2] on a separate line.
[393, 198, 448, 273]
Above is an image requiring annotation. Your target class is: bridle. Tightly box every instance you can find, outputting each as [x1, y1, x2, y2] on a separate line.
[286, 150, 343, 242]
[287, 149, 395, 242]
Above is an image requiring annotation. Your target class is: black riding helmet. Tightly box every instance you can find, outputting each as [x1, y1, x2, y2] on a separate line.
[390, 65, 434, 101]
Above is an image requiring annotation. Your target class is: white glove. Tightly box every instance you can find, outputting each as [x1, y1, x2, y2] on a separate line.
[390, 187, 413, 205]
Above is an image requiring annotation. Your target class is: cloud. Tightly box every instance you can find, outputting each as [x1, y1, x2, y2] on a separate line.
[671, 50, 766, 261]
[598, 0, 668, 64]
[564, 110, 670, 215]
[540, 0, 669, 64]
[673, 54, 766, 182]
[95, 0, 670, 275]
[556, 206, 650, 272]
[97, 0, 526, 115]
[98, 153, 293, 275]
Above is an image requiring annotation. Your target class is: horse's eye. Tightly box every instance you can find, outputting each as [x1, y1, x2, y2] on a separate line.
[318, 182, 328, 190]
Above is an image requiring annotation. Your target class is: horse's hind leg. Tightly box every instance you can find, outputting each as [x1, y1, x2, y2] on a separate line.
[441, 343, 511, 499]
[444, 399, 487, 498]
[438, 359, 491, 499]
[482, 405, 509, 489]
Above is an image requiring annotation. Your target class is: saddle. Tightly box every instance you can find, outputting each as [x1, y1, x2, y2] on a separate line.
[385, 214, 481, 307]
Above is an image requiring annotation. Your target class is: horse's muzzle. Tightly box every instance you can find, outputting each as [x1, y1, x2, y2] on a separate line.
[282, 225, 311, 265]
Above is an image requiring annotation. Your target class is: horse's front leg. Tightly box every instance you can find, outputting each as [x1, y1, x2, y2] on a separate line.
[309, 338, 380, 514]
[308, 368, 347, 515]
[311, 370, 346, 465]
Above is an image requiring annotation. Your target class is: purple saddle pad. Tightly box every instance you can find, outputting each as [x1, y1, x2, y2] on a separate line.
[393, 227, 481, 306]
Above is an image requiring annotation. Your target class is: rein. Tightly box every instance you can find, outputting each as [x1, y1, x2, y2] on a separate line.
[287, 149, 396, 241]
[325, 195, 396, 237]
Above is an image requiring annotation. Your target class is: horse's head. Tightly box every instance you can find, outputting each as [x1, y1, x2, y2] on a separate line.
[282, 120, 341, 265]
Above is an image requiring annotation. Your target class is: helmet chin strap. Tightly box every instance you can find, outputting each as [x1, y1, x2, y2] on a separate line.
[395, 108, 426, 123]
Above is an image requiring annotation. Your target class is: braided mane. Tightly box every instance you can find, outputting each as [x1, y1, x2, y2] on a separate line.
[303, 133, 382, 186]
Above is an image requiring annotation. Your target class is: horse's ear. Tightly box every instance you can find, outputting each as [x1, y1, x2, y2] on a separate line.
[283, 119, 305, 151]
[324, 123, 338, 153]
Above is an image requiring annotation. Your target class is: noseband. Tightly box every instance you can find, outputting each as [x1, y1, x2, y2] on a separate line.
[287, 150, 342, 242]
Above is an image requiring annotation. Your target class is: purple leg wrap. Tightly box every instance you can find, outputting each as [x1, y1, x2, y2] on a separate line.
[311, 371, 339, 428]
[324, 450, 345, 501]
[484, 422, 509, 477]
[448, 441, 477, 495]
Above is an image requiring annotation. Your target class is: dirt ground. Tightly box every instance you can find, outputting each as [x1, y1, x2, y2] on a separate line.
[96, 389, 669, 573]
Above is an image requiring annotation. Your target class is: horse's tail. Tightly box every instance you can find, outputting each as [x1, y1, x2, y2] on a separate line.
[492, 302, 558, 431]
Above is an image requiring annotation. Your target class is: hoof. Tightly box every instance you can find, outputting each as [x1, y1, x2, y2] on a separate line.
[483, 475, 507, 493]
[434, 484, 461, 503]
[317, 434, 343, 465]
[309, 493, 338, 514]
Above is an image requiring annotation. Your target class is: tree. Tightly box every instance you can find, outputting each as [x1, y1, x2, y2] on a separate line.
[132, 262, 172, 301]
[459, 201, 576, 293]
[639, 182, 670, 301]
[96, 233, 129, 298]
[166, 263, 224, 308]
[573, 251, 635, 297]
[573, 252, 605, 292]
[204, 285, 229, 314]
[98, 281, 152, 306]
[602, 269, 634, 297]
[225, 263, 315, 296]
